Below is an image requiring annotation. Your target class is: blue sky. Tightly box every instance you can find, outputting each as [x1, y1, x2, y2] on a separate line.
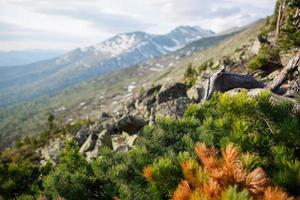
[0, 0, 276, 51]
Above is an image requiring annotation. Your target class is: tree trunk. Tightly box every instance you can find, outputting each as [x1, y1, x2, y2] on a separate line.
[205, 69, 265, 99]
[266, 51, 300, 92]
[275, 2, 283, 42]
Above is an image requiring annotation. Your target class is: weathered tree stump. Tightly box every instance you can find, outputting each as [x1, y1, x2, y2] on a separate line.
[205, 68, 265, 99]
[266, 51, 300, 92]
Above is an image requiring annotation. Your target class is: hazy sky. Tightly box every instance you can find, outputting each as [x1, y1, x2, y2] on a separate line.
[0, 0, 276, 51]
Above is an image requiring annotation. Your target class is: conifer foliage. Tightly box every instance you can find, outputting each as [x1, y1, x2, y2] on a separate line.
[172, 143, 294, 200]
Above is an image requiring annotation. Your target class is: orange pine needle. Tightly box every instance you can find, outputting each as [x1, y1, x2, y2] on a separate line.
[246, 167, 269, 196]
[263, 187, 294, 200]
[172, 180, 192, 200]
[195, 143, 218, 171]
[203, 179, 222, 200]
[143, 166, 153, 181]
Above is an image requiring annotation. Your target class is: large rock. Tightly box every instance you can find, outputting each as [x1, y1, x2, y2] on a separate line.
[112, 132, 139, 152]
[157, 83, 187, 104]
[80, 130, 113, 161]
[37, 138, 65, 166]
[187, 84, 206, 103]
[135, 95, 156, 114]
[155, 97, 190, 119]
[135, 85, 161, 111]
[145, 85, 162, 96]
[97, 129, 113, 149]
[250, 38, 261, 55]
[79, 133, 98, 153]
[103, 121, 119, 135]
[85, 130, 113, 161]
[116, 115, 146, 135]
[74, 127, 89, 146]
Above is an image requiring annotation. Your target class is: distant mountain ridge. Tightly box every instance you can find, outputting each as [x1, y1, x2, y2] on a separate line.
[0, 26, 214, 107]
[0, 50, 64, 67]
[63, 25, 215, 68]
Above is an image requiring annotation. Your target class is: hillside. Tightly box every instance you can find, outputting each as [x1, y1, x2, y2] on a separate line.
[0, 0, 299, 199]
[0, 22, 259, 151]
[0, 26, 214, 107]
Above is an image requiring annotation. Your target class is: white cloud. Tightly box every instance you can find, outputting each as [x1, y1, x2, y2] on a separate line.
[0, 0, 276, 51]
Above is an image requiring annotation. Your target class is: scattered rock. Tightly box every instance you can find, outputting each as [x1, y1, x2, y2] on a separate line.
[225, 88, 265, 97]
[157, 83, 187, 104]
[85, 148, 99, 161]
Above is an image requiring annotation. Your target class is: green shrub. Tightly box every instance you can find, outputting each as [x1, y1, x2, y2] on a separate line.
[221, 186, 251, 200]
[143, 157, 182, 199]
[0, 160, 40, 199]
[2, 89, 300, 199]
[43, 140, 99, 200]
[198, 59, 214, 72]
[248, 45, 280, 70]
[184, 63, 198, 89]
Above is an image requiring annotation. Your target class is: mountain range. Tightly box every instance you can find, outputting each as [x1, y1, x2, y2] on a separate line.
[0, 26, 214, 107]
[0, 49, 64, 67]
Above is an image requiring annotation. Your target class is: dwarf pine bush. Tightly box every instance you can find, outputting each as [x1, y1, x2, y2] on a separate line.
[2, 91, 300, 199]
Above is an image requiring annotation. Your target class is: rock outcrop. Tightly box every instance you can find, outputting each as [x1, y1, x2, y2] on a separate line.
[79, 129, 113, 161]
[75, 127, 89, 146]
[112, 132, 139, 152]
[187, 83, 206, 102]
[37, 138, 65, 166]
[155, 97, 190, 119]
[116, 115, 146, 135]
[79, 133, 99, 153]
[157, 83, 187, 104]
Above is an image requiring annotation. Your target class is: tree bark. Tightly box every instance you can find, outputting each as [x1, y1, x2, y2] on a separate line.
[266, 51, 300, 92]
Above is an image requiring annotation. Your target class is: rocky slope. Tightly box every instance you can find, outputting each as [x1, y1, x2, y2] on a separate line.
[37, 6, 300, 163]
[0, 22, 257, 151]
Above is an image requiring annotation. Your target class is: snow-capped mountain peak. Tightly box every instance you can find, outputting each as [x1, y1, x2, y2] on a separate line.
[54, 25, 215, 72]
